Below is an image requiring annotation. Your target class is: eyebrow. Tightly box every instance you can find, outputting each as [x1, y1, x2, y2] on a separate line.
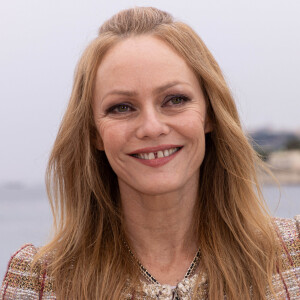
[101, 81, 189, 101]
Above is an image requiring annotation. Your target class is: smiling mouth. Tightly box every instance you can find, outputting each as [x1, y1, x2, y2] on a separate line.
[130, 147, 182, 160]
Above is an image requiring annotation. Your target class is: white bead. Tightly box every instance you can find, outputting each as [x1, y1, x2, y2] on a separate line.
[178, 282, 184, 289]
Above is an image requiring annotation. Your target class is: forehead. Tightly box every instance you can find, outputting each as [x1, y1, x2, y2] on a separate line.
[95, 35, 201, 96]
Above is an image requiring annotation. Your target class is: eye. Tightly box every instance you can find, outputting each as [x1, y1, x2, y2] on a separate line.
[170, 97, 184, 105]
[106, 103, 133, 114]
[163, 94, 190, 107]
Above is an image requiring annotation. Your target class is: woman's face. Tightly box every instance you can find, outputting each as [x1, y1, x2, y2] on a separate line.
[93, 35, 211, 196]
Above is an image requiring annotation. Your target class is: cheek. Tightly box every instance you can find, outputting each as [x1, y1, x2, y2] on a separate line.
[97, 119, 132, 154]
[175, 110, 206, 137]
[174, 111, 207, 166]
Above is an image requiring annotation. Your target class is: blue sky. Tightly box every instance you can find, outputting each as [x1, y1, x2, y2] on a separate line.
[0, 0, 299, 184]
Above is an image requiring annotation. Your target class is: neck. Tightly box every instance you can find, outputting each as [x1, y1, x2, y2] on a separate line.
[119, 179, 199, 285]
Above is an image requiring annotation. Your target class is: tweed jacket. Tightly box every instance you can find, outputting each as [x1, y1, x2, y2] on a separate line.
[1, 217, 300, 299]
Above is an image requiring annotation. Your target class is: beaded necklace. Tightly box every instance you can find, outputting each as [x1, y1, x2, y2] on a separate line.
[125, 242, 201, 285]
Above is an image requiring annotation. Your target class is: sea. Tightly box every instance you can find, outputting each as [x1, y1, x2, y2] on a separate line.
[0, 184, 299, 280]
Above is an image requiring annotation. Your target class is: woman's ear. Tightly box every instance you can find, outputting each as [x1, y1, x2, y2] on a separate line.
[204, 116, 213, 133]
[202, 88, 213, 134]
[95, 133, 104, 151]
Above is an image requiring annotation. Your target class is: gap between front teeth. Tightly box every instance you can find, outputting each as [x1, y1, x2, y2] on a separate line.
[134, 147, 180, 160]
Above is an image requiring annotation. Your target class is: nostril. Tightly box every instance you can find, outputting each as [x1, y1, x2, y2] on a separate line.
[135, 116, 170, 139]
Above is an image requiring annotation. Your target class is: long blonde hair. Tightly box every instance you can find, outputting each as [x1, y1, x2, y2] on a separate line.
[36, 7, 280, 299]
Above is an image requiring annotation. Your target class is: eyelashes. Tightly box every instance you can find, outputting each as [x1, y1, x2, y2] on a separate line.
[105, 94, 191, 115]
[106, 103, 133, 114]
[163, 94, 190, 106]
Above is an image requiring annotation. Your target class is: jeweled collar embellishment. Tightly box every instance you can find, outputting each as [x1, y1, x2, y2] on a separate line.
[124, 241, 201, 299]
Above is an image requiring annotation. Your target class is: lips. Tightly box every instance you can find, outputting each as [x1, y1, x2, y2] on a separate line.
[128, 145, 183, 164]
[128, 145, 183, 167]
[131, 147, 181, 160]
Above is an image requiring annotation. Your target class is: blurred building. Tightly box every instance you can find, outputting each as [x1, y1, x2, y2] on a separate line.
[260, 150, 300, 184]
[268, 150, 300, 171]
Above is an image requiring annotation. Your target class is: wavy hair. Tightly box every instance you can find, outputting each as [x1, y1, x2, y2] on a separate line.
[35, 7, 280, 299]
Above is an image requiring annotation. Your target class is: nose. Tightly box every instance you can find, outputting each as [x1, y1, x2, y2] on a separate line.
[135, 107, 170, 139]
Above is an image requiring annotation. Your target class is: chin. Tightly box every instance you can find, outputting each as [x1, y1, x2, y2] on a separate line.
[134, 183, 182, 196]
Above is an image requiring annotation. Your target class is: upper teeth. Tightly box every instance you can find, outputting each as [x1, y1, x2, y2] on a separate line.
[133, 147, 180, 160]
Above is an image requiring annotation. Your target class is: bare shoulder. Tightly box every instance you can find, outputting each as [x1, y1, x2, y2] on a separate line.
[1, 244, 55, 299]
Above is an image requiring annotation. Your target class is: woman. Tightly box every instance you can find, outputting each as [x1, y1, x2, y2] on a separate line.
[1, 7, 299, 300]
